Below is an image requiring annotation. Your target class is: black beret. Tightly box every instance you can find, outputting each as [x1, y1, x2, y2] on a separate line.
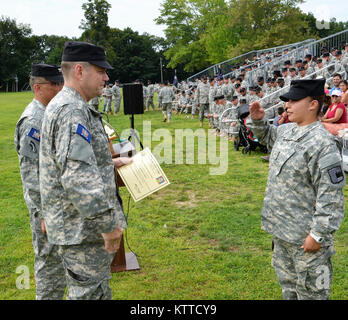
[62, 41, 113, 69]
[280, 79, 325, 102]
[254, 86, 262, 94]
[31, 63, 64, 84]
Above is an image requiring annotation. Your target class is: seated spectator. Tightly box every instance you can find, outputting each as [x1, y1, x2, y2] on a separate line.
[273, 106, 285, 126]
[329, 74, 343, 95]
[277, 106, 291, 125]
[339, 80, 348, 107]
[321, 90, 347, 124]
[321, 89, 332, 115]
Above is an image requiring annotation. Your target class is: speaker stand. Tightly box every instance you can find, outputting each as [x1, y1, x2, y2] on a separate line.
[128, 114, 143, 153]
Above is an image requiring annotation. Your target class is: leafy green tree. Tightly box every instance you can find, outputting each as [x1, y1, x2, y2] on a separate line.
[156, 0, 315, 73]
[0, 16, 36, 91]
[80, 0, 111, 46]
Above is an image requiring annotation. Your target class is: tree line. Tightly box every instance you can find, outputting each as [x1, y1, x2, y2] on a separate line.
[1, 0, 348, 91]
[156, 0, 348, 73]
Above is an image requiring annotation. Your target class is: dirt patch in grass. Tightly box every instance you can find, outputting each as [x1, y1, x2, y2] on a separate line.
[175, 191, 198, 208]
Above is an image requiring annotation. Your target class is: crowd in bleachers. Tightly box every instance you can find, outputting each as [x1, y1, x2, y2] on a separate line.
[95, 41, 348, 148]
[164, 43, 348, 137]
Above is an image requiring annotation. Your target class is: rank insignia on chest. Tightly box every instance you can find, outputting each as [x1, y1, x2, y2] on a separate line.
[76, 124, 91, 143]
[28, 128, 40, 141]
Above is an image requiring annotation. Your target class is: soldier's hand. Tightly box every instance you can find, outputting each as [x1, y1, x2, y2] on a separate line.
[102, 226, 123, 254]
[112, 157, 133, 169]
[301, 235, 321, 253]
[249, 101, 265, 120]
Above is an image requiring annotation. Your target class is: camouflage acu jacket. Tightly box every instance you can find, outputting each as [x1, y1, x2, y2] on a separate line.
[246, 119, 345, 246]
[14, 99, 45, 218]
[39, 86, 127, 245]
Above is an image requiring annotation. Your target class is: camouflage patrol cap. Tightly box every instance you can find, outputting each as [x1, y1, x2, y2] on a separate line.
[280, 79, 325, 102]
[31, 63, 64, 84]
[62, 41, 113, 69]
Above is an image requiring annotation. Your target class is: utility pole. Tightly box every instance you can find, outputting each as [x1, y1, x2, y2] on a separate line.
[160, 57, 163, 83]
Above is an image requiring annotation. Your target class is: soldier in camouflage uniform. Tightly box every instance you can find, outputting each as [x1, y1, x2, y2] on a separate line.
[158, 80, 175, 123]
[89, 96, 100, 111]
[14, 63, 66, 299]
[103, 83, 113, 114]
[111, 80, 122, 115]
[247, 79, 345, 300]
[142, 81, 148, 111]
[39, 41, 129, 300]
[197, 76, 210, 127]
[146, 80, 155, 111]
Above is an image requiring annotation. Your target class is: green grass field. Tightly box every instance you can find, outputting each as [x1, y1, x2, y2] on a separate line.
[1, 91, 348, 300]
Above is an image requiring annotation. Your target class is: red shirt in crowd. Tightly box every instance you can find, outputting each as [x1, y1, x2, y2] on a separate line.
[277, 113, 290, 125]
[326, 102, 347, 124]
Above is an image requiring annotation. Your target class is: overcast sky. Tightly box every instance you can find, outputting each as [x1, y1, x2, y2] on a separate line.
[1, 0, 347, 38]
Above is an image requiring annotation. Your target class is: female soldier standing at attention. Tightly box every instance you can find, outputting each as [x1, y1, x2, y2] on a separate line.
[246, 79, 345, 300]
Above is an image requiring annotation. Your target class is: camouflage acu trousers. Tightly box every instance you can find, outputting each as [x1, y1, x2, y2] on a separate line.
[162, 103, 173, 120]
[105, 97, 112, 113]
[199, 103, 209, 121]
[272, 237, 334, 300]
[30, 213, 66, 300]
[113, 98, 121, 114]
[147, 96, 155, 111]
[58, 242, 115, 300]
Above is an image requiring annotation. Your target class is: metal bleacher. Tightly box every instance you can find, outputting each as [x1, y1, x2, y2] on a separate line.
[217, 29, 348, 127]
[187, 29, 348, 85]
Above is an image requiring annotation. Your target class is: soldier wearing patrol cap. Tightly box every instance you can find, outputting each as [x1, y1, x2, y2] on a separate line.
[14, 63, 66, 299]
[247, 79, 345, 300]
[39, 41, 130, 300]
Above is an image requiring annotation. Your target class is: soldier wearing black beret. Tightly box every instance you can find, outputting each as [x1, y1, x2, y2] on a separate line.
[15, 63, 65, 299]
[39, 41, 130, 300]
[248, 79, 345, 300]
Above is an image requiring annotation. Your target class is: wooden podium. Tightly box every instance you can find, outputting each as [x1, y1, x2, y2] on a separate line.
[109, 140, 140, 273]
[110, 235, 140, 273]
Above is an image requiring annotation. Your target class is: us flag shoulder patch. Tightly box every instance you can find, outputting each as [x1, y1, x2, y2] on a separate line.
[76, 124, 91, 143]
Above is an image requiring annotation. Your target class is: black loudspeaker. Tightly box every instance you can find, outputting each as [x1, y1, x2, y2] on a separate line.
[123, 83, 144, 115]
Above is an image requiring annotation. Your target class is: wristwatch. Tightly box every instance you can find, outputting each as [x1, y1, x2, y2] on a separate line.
[310, 232, 324, 244]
